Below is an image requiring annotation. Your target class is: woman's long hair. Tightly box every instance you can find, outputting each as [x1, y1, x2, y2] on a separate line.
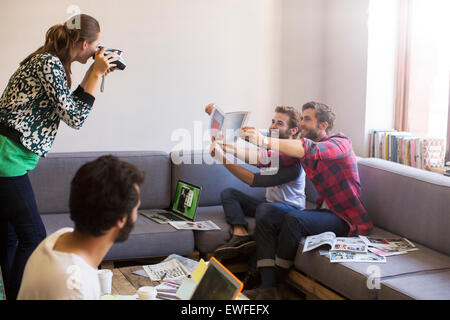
[21, 14, 100, 88]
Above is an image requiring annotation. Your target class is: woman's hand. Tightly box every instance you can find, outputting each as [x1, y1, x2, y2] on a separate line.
[92, 47, 120, 77]
[104, 67, 117, 77]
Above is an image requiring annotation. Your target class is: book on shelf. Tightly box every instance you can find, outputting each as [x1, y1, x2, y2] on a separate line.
[368, 129, 396, 158]
[422, 138, 445, 170]
[368, 129, 447, 173]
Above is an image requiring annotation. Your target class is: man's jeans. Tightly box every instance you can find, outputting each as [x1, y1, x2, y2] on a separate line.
[221, 187, 296, 232]
[0, 174, 47, 300]
[255, 204, 349, 269]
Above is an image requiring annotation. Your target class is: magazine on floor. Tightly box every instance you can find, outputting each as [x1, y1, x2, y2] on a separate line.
[143, 258, 189, 281]
[359, 236, 418, 257]
[168, 220, 221, 231]
[302, 232, 368, 254]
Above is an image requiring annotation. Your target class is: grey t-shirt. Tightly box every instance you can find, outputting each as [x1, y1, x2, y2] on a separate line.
[252, 163, 306, 210]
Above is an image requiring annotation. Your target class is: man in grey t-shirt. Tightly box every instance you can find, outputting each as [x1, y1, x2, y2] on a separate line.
[207, 104, 306, 259]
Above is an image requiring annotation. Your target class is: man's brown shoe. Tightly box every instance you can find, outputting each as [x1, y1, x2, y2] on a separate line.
[213, 235, 255, 260]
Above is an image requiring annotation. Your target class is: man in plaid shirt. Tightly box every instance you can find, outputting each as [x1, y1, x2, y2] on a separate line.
[241, 101, 373, 299]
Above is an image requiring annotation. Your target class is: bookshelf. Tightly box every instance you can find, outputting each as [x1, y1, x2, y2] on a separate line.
[368, 129, 447, 173]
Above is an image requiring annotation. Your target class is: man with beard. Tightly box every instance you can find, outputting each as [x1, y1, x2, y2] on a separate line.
[17, 155, 145, 300]
[207, 104, 306, 259]
[241, 101, 373, 299]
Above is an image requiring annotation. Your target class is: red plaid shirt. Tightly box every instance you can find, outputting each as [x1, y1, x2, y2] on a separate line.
[300, 133, 373, 236]
[258, 149, 299, 168]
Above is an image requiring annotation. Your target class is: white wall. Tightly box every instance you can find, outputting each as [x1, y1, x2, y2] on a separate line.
[280, 0, 372, 156]
[280, 0, 325, 107]
[365, 0, 398, 134]
[1, 0, 384, 157]
[321, 0, 370, 156]
[0, 0, 282, 154]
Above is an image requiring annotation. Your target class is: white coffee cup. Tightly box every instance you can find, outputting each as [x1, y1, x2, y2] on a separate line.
[97, 269, 113, 296]
[137, 286, 157, 300]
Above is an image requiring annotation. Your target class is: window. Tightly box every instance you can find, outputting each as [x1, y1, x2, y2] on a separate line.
[395, 0, 450, 141]
[367, 0, 449, 168]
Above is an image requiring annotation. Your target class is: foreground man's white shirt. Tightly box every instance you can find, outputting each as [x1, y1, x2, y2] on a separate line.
[17, 228, 101, 300]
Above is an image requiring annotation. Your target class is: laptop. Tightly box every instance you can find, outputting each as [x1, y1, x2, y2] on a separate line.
[176, 257, 243, 300]
[140, 180, 201, 224]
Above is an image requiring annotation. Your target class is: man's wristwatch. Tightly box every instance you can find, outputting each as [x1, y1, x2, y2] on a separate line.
[261, 135, 269, 149]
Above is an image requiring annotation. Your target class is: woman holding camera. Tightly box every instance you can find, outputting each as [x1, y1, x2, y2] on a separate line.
[0, 14, 118, 300]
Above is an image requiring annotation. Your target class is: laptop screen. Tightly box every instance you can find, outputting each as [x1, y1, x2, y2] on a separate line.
[190, 258, 243, 300]
[171, 180, 201, 219]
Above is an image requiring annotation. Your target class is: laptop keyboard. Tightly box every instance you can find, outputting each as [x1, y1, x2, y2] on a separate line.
[159, 212, 183, 221]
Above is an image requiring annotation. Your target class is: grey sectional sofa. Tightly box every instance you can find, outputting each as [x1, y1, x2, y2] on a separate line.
[29, 151, 450, 299]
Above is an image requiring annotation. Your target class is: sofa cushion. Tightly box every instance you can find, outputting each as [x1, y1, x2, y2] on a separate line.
[170, 150, 266, 207]
[357, 157, 450, 256]
[294, 227, 450, 300]
[378, 270, 450, 300]
[40, 213, 195, 260]
[29, 151, 172, 214]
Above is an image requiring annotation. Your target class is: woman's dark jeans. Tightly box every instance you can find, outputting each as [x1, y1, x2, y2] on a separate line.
[0, 174, 46, 300]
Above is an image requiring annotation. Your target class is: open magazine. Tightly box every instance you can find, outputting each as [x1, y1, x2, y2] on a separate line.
[302, 232, 368, 254]
[210, 107, 250, 143]
[359, 236, 418, 257]
[168, 220, 221, 231]
[329, 251, 386, 263]
[143, 258, 189, 281]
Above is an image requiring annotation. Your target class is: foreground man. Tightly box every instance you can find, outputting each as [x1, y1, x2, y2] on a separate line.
[17, 155, 145, 300]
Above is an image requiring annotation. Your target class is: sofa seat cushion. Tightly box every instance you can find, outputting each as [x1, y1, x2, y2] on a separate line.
[294, 227, 450, 300]
[378, 270, 450, 300]
[40, 213, 195, 261]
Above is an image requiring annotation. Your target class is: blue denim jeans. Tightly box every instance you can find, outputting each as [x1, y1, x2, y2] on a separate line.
[0, 174, 46, 300]
[255, 205, 349, 270]
[220, 187, 296, 232]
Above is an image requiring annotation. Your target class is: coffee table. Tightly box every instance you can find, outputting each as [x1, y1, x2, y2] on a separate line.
[107, 266, 156, 296]
[105, 265, 248, 299]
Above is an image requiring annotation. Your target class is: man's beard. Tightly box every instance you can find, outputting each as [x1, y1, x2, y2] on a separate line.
[115, 215, 135, 243]
[269, 128, 290, 139]
[300, 126, 321, 140]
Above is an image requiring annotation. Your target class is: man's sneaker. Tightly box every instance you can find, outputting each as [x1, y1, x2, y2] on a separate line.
[212, 235, 255, 260]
